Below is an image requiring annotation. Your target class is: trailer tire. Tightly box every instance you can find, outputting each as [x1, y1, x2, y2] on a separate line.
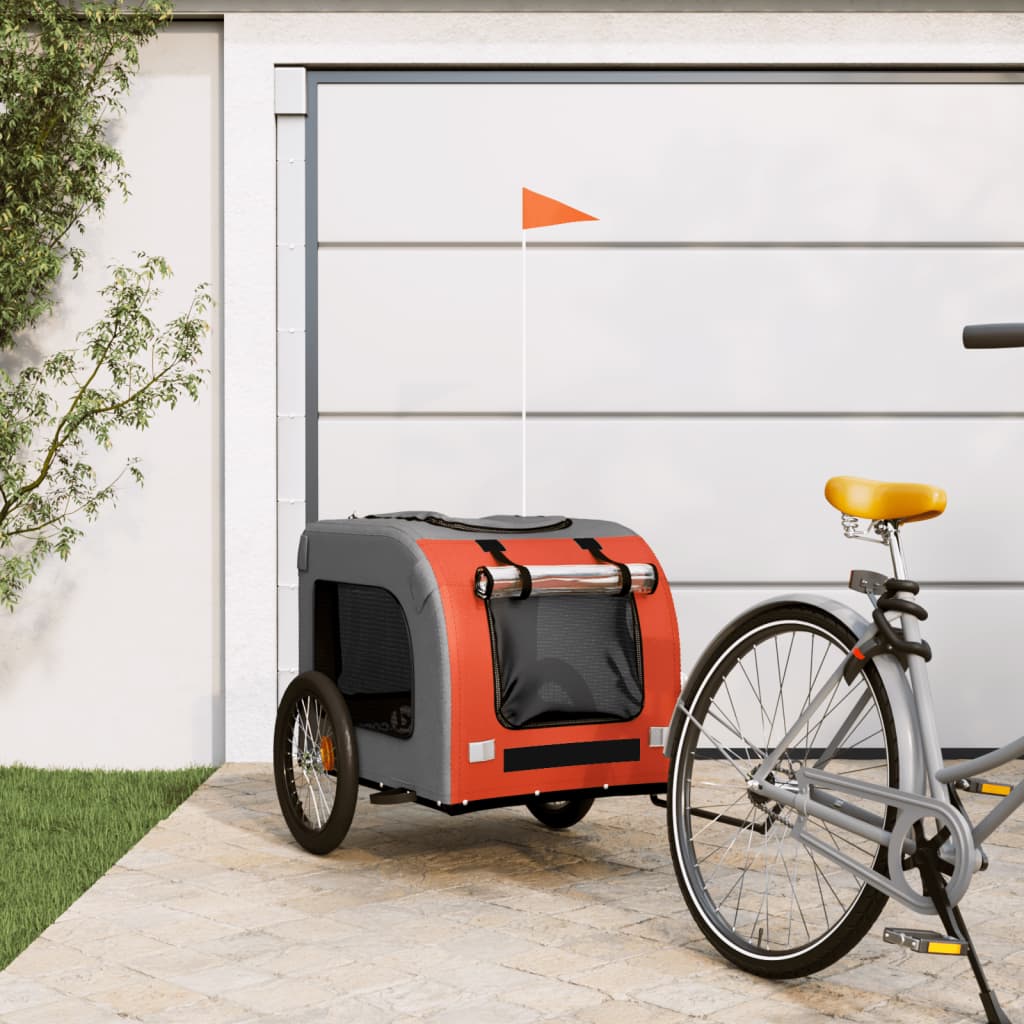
[274, 671, 358, 855]
[525, 795, 594, 829]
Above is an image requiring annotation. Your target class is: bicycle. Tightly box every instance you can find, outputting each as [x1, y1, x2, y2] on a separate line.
[665, 323, 1024, 1024]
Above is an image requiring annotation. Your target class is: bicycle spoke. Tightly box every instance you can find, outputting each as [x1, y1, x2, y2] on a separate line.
[737, 653, 770, 749]
[806, 845, 840, 928]
[720, 677, 752, 758]
[767, 635, 791, 752]
[690, 791, 753, 842]
[684, 712, 759, 779]
[836, 758, 889, 776]
[730, 811, 760, 931]
[288, 695, 338, 831]
[701, 704, 768, 762]
[700, 803, 760, 892]
[817, 817, 875, 859]
[779, 832, 811, 946]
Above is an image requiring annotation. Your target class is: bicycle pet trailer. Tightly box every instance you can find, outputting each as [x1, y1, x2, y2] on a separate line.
[273, 512, 680, 854]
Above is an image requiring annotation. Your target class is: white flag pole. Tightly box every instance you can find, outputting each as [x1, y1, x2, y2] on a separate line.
[519, 188, 595, 518]
[521, 229, 527, 517]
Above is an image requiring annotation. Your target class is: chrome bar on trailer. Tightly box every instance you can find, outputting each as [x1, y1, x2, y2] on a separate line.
[475, 562, 657, 599]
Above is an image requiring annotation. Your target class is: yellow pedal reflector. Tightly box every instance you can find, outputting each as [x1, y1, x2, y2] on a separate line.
[320, 736, 336, 772]
[980, 783, 1012, 797]
[883, 927, 968, 954]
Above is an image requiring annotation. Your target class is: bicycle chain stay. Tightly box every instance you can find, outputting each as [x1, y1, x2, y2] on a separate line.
[789, 767, 977, 914]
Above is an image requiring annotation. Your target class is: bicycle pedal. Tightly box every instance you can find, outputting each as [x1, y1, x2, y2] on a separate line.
[883, 928, 968, 956]
[956, 778, 1013, 798]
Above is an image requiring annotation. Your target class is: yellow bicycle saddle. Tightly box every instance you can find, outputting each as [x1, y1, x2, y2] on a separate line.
[824, 476, 947, 524]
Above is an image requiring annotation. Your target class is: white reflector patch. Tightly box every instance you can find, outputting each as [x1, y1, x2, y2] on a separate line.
[468, 740, 495, 763]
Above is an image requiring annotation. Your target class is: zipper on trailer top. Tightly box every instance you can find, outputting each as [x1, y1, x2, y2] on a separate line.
[421, 515, 571, 533]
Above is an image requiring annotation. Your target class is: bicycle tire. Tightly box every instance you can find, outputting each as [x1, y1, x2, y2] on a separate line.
[668, 603, 899, 978]
[274, 671, 359, 855]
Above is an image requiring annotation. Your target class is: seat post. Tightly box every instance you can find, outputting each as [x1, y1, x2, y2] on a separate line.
[886, 524, 909, 579]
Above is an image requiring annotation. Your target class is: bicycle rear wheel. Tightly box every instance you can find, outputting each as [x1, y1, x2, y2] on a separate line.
[668, 603, 899, 978]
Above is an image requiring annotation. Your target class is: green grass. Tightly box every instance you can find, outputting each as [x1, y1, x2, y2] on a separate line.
[0, 764, 216, 970]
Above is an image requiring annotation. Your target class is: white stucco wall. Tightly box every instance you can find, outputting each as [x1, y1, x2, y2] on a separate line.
[11, 12, 1024, 770]
[0, 23, 223, 769]
[225, 12, 1024, 762]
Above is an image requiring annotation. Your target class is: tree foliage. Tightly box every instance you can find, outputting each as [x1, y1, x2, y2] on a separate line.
[0, 1, 211, 610]
[0, 257, 210, 610]
[0, 0, 172, 350]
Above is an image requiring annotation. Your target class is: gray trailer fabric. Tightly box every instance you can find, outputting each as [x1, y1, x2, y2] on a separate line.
[297, 514, 633, 804]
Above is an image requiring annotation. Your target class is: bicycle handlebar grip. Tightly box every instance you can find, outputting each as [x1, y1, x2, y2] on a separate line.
[963, 323, 1024, 349]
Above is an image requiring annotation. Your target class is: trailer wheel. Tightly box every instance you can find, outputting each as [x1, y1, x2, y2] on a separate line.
[525, 795, 594, 830]
[274, 671, 358, 855]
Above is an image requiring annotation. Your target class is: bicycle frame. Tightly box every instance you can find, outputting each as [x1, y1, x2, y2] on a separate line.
[733, 524, 1024, 914]
[670, 339, 1024, 1023]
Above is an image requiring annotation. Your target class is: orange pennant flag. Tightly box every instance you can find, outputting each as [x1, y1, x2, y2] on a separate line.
[522, 188, 598, 230]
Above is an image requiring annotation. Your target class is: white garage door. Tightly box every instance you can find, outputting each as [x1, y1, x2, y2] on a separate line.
[294, 70, 1024, 747]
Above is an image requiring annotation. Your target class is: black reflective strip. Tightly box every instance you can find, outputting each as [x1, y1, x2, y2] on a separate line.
[504, 739, 641, 772]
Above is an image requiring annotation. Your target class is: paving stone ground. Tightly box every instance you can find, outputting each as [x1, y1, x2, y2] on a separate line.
[2, 761, 1023, 1023]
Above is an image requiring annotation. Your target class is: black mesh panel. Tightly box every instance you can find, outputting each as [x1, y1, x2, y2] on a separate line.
[336, 583, 414, 738]
[488, 594, 643, 729]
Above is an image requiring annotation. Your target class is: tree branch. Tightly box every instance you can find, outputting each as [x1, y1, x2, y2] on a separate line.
[36, 35, 120, 153]
[10, 320, 123, 508]
[5, 468, 128, 539]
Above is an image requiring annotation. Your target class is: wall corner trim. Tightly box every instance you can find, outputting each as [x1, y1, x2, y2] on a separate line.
[275, 66, 307, 115]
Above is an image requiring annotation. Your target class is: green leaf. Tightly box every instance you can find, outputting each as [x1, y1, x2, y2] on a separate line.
[0, 0, 171, 350]
[0, 2, 214, 610]
[1, 256, 211, 608]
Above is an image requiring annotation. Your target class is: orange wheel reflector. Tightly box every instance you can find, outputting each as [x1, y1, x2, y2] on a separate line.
[852, 647, 865, 661]
[320, 736, 336, 772]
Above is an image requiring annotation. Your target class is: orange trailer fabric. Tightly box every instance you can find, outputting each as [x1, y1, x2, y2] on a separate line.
[419, 535, 679, 805]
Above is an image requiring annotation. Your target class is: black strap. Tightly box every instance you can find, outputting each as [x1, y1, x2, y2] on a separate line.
[574, 537, 635, 596]
[476, 539, 532, 599]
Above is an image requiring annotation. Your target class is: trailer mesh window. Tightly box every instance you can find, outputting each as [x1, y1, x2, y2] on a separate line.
[486, 593, 644, 729]
[315, 581, 414, 738]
